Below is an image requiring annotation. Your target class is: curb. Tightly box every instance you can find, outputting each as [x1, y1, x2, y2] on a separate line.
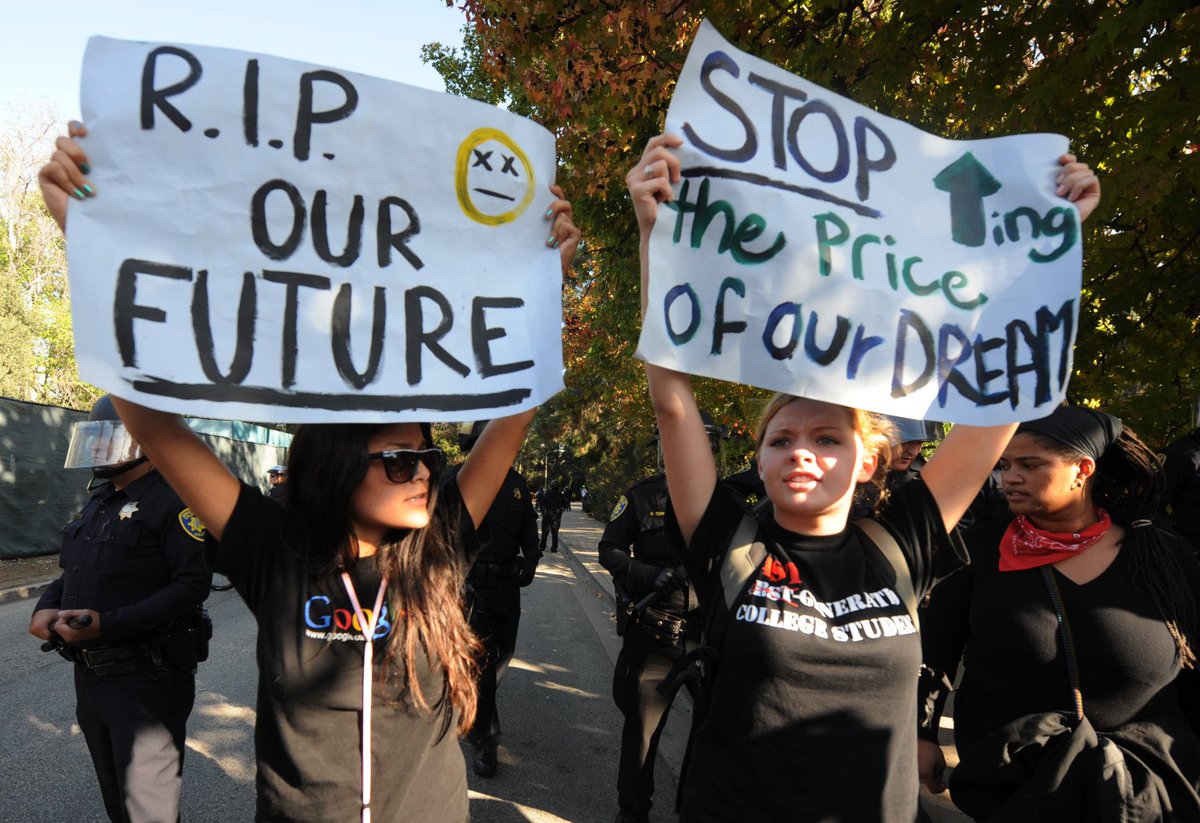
[0, 581, 53, 607]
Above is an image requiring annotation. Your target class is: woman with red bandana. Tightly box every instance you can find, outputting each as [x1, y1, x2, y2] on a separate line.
[919, 405, 1200, 820]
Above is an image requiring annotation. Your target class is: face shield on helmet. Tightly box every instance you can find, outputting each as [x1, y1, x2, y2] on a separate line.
[63, 419, 144, 470]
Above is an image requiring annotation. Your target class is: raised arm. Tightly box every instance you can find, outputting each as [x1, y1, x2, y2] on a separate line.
[456, 188, 579, 526]
[110, 398, 241, 541]
[628, 134, 717, 545]
[38, 125, 241, 539]
[455, 410, 536, 528]
[923, 153, 1100, 531]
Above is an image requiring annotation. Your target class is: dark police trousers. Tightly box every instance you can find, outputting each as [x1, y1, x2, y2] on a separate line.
[75, 655, 194, 823]
[612, 624, 698, 818]
[468, 584, 522, 742]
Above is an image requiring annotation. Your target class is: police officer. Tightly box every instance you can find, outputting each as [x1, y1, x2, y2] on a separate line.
[450, 422, 541, 778]
[28, 396, 212, 823]
[600, 423, 719, 823]
[266, 464, 288, 503]
[538, 480, 568, 552]
[1161, 411, 1200, 552]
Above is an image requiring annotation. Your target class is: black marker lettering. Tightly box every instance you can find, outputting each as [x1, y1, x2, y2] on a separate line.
[294, 70, 358, 162]
[114, 259, 193, 367]
[405, 286, 469, 384]
[471, 297, 533, 378]
[140, 46, 203, 132]
[192, 269, 256, 384]
[330, 283, 385, 389]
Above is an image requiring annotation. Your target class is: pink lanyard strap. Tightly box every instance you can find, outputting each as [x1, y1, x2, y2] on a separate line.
[340, 572, 388, 823]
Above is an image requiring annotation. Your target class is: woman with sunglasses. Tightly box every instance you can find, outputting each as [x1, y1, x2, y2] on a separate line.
[40, 122, 581, 823]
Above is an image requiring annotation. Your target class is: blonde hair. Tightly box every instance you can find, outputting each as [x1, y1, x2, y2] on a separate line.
[754, 393, 897, 505]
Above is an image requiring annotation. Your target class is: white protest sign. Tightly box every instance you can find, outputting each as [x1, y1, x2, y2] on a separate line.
[637, 21, 1082, 424]
[68, 37, 564, 423]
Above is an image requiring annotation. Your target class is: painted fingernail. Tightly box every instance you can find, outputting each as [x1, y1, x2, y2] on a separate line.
[80, 163, 91, 175]
[552, 238, 560, 249]
[544, 208, 553, 219]
[68, 120, 83, 130]
[546, 234, 556, 247]
[82, 184, 94, 195]
[72, 188, 85, 200]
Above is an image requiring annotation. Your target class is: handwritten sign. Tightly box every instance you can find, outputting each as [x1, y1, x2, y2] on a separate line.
[68, 37, 563, 423]
[637, 21, 1082, 424]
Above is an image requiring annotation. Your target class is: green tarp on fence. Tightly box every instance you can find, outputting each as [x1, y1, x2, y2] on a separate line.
[0, 397, 291, 559]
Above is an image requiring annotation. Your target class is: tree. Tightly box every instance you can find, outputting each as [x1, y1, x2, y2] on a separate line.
[0, 109, 99, 410]
[428, 1, 1197, 500]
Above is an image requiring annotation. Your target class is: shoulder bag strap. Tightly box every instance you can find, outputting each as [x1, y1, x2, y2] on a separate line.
[854, 518, 919, 631]
[720, 514, 766, 611]
[1041, 566, 1086, 722]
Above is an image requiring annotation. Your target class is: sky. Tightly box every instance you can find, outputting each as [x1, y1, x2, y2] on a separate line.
[0, 0, 468, 126]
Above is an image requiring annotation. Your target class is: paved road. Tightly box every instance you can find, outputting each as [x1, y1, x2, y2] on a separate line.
[0, 506, 963, 822]
[0, 511, 671, 823]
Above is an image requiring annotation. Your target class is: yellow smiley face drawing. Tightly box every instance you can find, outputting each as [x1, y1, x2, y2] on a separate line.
[455, 128, 536, 225]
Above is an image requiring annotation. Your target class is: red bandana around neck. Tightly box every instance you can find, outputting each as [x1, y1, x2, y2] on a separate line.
[998, 509, 1113, 572]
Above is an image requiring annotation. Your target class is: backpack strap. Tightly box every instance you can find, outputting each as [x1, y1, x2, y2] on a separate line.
[719, 514, 766, 610]
[853, 518, 919, 631]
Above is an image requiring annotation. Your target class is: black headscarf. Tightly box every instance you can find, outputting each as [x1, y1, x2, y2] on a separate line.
[1017, 405, 1123, 461]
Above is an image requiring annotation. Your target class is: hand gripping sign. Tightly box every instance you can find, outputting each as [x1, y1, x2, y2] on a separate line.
[637, 21, 1084, 424]
[68, 37, 563, 423]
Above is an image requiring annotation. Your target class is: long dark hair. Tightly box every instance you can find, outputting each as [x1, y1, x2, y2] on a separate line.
[1029, 426, 1197, 668]
[285, 423, 482, 737]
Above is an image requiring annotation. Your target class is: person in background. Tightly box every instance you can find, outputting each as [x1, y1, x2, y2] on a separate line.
[1161, 410, 1200, 554]
[450, 422, 541, 778]
[29, 394, 212, 823]
[919, 405, 1200, 820]
[599, 419, 721, 823]
[538, 481, 568, 553]
[266, 465, 288, 503]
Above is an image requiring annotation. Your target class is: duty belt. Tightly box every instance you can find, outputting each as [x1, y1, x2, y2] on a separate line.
[74, 643, 149, 677]
[636, 605, 699, 647]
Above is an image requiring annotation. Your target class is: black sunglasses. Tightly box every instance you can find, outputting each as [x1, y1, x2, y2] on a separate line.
[367, 448, 446, 484]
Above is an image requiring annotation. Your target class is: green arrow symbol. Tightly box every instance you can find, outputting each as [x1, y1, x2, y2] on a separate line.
[933, 152, 1002, 247]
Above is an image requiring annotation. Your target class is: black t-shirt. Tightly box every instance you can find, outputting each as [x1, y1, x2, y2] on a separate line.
[921, 520, 1200, 815]
[211, 481, 475, 823]
[681, 480, 965, 822]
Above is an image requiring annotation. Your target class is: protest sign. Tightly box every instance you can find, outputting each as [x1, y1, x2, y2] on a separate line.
[68, 37, 564, 423]
[637, 20, 1083, 424]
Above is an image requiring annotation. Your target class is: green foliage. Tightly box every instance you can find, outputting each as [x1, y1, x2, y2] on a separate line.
[0, 116, 100, 411]
[426, 0, 1198, 505]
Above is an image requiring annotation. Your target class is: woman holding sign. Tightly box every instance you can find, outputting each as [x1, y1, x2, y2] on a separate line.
[627, 132, 1099, 822]
[42, 122, 581, 823]
[918, 405, 1200, 820]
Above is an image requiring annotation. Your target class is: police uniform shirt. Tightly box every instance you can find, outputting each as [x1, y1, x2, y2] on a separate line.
[599, 475, 690, 614]
[36, 469, 212, 645]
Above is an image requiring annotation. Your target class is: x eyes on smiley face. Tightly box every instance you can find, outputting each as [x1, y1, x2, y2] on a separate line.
[455, 128, 535, 225]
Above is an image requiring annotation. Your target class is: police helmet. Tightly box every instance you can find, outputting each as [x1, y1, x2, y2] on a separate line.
[885, 415, 942, 446]
[63, 395, 144, 470]
[457, 420, 488, 453]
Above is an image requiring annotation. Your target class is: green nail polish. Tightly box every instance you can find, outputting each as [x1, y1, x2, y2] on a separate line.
[552, 238, 560, 249]
[544, 208, 553, 219]
[546, 234, 555, 246]
[82, 184, 94, 195]
[80, 163, 91, 174]
[73, 188, 85, 200]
